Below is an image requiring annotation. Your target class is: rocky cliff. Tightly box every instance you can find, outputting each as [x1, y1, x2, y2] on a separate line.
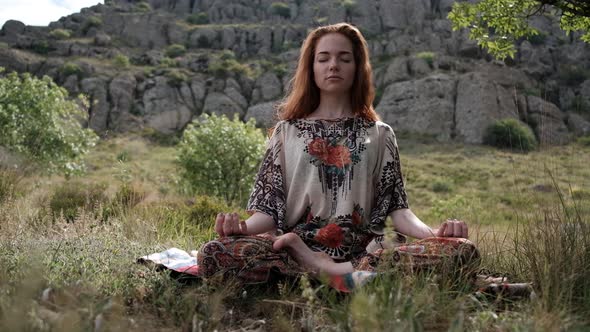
[1, 0, 589, 144]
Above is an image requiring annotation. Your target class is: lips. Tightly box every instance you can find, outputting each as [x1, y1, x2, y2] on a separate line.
[326, 76, 343, 80]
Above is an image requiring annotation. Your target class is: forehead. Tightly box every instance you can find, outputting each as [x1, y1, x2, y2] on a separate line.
[315, 33, 353, 54]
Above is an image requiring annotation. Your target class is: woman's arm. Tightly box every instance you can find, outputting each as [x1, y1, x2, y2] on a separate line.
[215, 211, 276, 237]
[390, 208, 468, 239]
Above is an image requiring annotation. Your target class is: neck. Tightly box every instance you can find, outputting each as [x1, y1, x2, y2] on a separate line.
[309, 92, 353, 119]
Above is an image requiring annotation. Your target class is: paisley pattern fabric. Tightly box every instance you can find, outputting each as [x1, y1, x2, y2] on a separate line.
[248, 117, 408, 261]
[197, 235, 304, 283]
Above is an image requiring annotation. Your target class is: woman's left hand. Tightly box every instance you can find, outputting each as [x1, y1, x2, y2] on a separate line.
[435, 219, 468, 238]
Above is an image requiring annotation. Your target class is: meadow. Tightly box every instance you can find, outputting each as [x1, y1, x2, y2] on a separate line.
[1, 132, 589, 331]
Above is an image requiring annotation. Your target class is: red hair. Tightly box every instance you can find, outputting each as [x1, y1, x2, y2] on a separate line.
[277, 22, 379, 122]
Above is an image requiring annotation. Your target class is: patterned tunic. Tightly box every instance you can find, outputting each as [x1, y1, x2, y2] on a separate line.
[247, 117, 409, 262]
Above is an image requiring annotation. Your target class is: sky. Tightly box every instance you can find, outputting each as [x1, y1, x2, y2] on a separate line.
[0, 0, 104, 28]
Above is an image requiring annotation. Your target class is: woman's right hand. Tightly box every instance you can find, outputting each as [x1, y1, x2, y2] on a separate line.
[215, 212, 248, 237]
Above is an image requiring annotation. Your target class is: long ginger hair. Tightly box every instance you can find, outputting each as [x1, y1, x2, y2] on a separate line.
[277, 23, 379, 122]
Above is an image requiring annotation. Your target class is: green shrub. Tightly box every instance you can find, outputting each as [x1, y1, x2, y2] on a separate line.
[527, 31, 547, 45]
[59, 62, 83, 77]
[166, 69, 189, 87]
[113, 54, 130, 68]
[483, 118, 537, 152]
[49, 181, 108, 222]
[178, 113, 266, 205]
[159, 57, 179, 68]
[82, 16, 103, 34]
[136, 1, 152, 12]
[340, 0, 357, 11]
[49, 29, 72, 39]
[432, 180, 453, 193]
[165, 44, 187, 58]
[270, 2, 291, 18]
[187, 195, 236, 223]
[416, 51, 436, 67]
[208, 53, 253, 78]
[30, 40, 52, 54]
[0, 70, 98, 175]
[187, 13, 209, 25]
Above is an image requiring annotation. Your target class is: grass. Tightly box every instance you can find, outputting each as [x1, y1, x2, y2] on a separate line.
[1, 134, 589, 330]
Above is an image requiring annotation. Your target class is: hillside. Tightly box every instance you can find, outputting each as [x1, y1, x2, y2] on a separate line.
[0, 0, 589, 144]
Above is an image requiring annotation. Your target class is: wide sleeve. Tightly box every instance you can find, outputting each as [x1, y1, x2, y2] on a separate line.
[246, 121, 288, 230]
[369, 124, 409, 233]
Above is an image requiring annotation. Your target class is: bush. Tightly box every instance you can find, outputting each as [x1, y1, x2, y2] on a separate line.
[166, 69, 189, 87]
[0, 69, 98, 175]
[577, 135, 590, 146]
[527, 31, 547, 45]
[49, 29, 72, 39]
[208, 53, 253, 78]
[187, 13, 209, 25]
[49, 181, 108, 222]
[270, 2, 291, 18]
[113, 54, 130, 68]
[483, 118, 537, 152]
[432, 180, 453, 193]
[165, 44, 187, 58]
[59, 62, 83, 78]
[187, 195, 236, 223]
[416, 51, 436, 67]
[82, 16, 102, 34]
[136, 1, 152, 12]
[178, 113, 266, 205]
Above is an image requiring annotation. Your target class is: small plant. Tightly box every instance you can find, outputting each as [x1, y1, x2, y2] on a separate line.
[432, 180, 454, 193]
[165, 44, 187, 58]
[187, 195, 235, 223]
[136, 1, 152, 12]
[178, 113, 266, 205]
[30, 40, 52, 54]
[483, 118, 537, 152]
[270, 2, 291, 18]
[159, 57, 179, 68]
[82, 16, 102, 34]
[49, 28, 72, 39]
[113, 54, 130, 68]
[527, 31, 547, 45]
[187, 12, 209, 25]
[416, 51, 436, 67]
[166, 69, 189, 87]
[49, 181, 108, 222]
[208, 51, 253, 78]
[60, 62, 83, 78]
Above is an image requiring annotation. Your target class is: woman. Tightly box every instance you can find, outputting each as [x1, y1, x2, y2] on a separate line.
[200, 23, 472, 280]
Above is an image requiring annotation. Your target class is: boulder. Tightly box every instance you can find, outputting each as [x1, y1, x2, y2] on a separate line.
[109, 73, 137, 131]
[202, 92, 244, 118]
[81, 77, 110, 131]
[455, 72, 520, 144]
[143, 76, 193, 133]
[566, 112, 590, 137]
[252, 72, 282, 104]
[245, 101, 280, 128]
[526, 96, 570, 145]
[376, 73, 456, 141]
[381, 57, 410, 85]
[0, 48, 44, 73]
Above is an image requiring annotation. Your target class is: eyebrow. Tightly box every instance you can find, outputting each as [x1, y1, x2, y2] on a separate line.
[316, 51, 353, 56]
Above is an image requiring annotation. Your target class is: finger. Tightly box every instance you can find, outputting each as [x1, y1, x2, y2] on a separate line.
[239, 219, 248, 235]
[446, 221, 455, 237]
[448, 221, 458, 237]
[453, 221, 462, 237]
[231, 213, 240, 235]
[215, 213, 224, 237]
[461, 222, 468, 238]
[437, 222, 447, 237]
[223, 213, 232, 235]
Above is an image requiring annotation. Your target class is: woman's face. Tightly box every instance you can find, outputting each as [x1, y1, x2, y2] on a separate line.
[313, 33, 356, 95]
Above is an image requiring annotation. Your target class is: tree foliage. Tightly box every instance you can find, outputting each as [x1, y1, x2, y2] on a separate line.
[0, 68, 98, 175]
[177, 113, 266, 205]
[448, 0, 590, 60]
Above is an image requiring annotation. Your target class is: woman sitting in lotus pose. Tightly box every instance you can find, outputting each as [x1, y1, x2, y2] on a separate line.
[198, 22, 474, 282]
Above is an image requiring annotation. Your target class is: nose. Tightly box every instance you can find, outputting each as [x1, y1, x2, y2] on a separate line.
[329, 59, 339, 71]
